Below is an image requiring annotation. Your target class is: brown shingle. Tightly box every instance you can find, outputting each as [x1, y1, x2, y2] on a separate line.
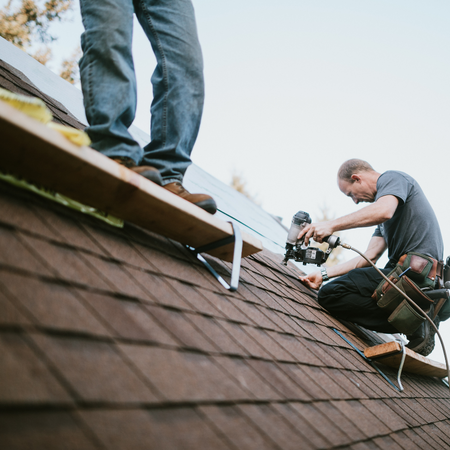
[243, 327, 297, 362]
[306, 341, 344, 368]
[325, 368, 369, 399]
[0, 332, 72, 405]
[0, 288, 31, 326]
[313, 401, 366, 442]
[389, 431, 424, 450]
[199, 405, 277, 450]
[360, 399, 408, 433]
[237, 283, 271, 306]
[278, 363, 327, 400]
[0, 228, 54, 276]
[0, 273, 110, 337]
[331, 400, 390, 439]
[217, 322, 269, 358]
[228, 299, 278, 329]
[363, 372, 401, 398]
[0, 190, 55, 240]
[247, 360, 310, 400]
[401, 398, 440, 424]
[80, 292, 177, 345]
[210, 294, 255, 323]
[0, 411, 99, 450]
[81, 256, 150, 299]
[416, 398, 446, 421]
[212, 355, 282, 400]
[145, 305, 218, 352]
[30, 334, 159, 403]
[168, 281, 227, 317]
[405, 427, 447, 450]
[121, 345, 247, 402]
[128, 270, 193, 309]
[237, 403, 313, 450]
[259, 308, 300, 334]
[435, 421, 450, 439]
[19, 235, 111, 290]
[187, 314, 248, 355]
[350, 372, 386, 399]
[383, 398, 421, 428]
[420, 424, 450, 449]
[80, 408, 231, 450]
[289, 401, 352, 447]
[141, 248, 216, 289]
[32, 207, 107, 255]
[80, 224, 155, 268]
[271, 402, 331, 449]
[273, 334, 323, 365]
[300, 365, 351, 399]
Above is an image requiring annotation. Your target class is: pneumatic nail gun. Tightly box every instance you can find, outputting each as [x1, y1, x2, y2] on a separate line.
[281, 211, 341, 266]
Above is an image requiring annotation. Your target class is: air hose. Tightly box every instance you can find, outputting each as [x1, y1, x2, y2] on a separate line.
[340, 242, 450, 389]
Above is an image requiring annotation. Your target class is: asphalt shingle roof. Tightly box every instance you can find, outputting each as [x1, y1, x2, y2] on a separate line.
[0, 56, 449, 450]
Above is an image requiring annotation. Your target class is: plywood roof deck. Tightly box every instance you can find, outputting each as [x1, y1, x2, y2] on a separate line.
[365, 341, 448, 378]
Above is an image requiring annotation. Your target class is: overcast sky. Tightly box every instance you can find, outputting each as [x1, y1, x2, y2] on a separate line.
[11, 0, 450, 366]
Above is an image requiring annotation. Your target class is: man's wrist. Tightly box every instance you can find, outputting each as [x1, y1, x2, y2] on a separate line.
[321, 267, 329, 282]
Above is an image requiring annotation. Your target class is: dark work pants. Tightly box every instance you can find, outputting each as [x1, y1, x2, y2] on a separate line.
[318, 267, 399, 333]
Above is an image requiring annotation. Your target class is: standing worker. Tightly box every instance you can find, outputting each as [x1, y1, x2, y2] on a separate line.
[299, 159, 446, 356]
[78, 0, 217, 214]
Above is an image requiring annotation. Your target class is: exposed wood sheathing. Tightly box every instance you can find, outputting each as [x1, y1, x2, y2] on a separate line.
[365, 342, 448, 378]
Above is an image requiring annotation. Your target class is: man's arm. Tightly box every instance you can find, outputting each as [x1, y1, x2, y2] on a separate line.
[299, 236, 387, 290]
[299, 195, 399, 245]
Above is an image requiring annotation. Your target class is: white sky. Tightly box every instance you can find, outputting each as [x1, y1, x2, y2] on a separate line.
[9, 0, 450, 367]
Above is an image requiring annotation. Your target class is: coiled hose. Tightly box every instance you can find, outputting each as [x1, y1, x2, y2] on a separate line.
[340, 242, 450, 389]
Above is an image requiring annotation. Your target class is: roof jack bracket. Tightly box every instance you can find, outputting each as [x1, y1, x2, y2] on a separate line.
[332, 328, 405, 392]
[188, 222, 243, 292]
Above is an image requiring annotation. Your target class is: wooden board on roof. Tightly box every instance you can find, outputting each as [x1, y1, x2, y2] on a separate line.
[364, 341, 447, 378]
[0, 100, 263, 262]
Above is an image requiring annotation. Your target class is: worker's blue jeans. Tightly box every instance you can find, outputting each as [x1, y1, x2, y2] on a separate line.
[79, 0, 204, 183]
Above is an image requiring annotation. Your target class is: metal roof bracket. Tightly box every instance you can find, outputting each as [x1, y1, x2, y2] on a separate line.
[188, 221, 243, 292]
[332, 328, 405, 392]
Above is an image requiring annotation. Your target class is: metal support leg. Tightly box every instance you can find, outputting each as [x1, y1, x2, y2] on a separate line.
[332, 328, 405, 392]
[188, 222, 243, 292]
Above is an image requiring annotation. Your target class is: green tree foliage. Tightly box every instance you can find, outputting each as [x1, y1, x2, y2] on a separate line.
[0, 0, 79, 84]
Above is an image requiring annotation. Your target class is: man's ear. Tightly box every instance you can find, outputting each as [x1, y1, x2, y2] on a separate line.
[351, 174, 361, 183]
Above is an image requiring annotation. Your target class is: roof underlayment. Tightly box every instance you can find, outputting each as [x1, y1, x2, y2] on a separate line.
[1, 39, 450, 449]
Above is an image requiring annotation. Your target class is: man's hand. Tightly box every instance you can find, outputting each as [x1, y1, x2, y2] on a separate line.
[299, 271, 323, 290]
[298, 221, 334, 246]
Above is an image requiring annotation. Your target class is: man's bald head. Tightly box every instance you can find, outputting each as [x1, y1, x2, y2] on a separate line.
[338, 159, 375, 183]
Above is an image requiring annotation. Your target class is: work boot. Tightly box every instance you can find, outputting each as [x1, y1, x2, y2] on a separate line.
[406, 315, 440, 356]
[112, 157, 162, 186]
[163, 181, 217, 214]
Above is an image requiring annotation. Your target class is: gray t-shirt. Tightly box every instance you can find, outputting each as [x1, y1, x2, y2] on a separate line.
[372, 170, 443, 265]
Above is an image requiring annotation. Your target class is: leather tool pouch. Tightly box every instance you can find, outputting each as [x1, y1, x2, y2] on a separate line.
[372, 265, 433, 334]
[397, 252, 437, 289]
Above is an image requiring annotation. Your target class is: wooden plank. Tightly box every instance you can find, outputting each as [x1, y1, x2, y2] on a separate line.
[364, 341, 447, 378]
[0, 100, 263, 262]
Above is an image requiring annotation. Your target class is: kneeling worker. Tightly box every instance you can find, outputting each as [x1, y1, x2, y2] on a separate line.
[299, 158, 446, 356]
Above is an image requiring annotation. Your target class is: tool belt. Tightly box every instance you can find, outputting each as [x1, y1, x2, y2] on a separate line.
[372, 252, 443, 335]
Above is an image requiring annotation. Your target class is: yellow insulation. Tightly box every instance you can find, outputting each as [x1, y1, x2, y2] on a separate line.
[0, 88, 91, 146]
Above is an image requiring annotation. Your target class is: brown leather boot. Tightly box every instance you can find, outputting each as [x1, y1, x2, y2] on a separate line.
[112, 157, 162, 186]
[163, 181, 217, 214]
